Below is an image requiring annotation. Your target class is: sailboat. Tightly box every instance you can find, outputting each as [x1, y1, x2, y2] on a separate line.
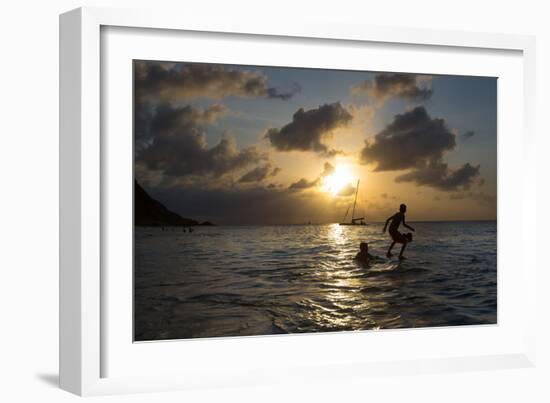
[339, 179, 366, 226]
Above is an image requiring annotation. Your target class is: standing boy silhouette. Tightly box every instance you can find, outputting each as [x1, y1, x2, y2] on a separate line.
[383, 204, 415, 260]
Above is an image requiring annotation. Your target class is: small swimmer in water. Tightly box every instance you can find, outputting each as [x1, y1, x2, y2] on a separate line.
[354, 242, 380, 265]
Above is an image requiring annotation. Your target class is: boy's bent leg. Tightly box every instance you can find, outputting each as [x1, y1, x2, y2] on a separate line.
[387, 241, 395, 257]
[399, 242, 407, 259]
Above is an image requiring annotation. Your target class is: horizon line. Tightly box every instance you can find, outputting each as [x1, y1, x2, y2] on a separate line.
[138, 219, 497, 227]
[209, 219, 497, 226]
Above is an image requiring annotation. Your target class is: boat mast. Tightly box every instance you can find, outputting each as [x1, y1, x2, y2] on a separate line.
[342, 205, 350, 223]
[351, 179, 359, 223]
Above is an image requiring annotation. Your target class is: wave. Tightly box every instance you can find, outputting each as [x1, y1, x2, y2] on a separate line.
[134, 222, 497, 340]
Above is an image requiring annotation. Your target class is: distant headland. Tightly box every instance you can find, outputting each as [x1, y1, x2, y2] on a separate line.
[135, 181, 214, 227]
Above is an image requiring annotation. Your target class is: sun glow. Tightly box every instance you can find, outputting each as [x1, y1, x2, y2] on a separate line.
[322, 165, 354, 196]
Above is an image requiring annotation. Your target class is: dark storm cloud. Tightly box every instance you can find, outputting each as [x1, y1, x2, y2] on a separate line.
[136, 103, 266, 179]
[135, 61, 299, 101]
[395, 161, 481, 191]
[238, 163, 280, 183]
[361, 106, 483, 191]
[150, 103, 226, 133]
[360, 106, 456, 171]
[264, 103, 353, 156]
[135, 101, 227, 152]
[352, 73, 432, 103]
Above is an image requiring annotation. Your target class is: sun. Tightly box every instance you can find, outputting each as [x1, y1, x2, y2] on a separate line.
[321, 165, 354, 196]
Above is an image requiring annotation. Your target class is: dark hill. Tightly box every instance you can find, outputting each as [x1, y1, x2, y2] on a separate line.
[135, 181, 201, 227]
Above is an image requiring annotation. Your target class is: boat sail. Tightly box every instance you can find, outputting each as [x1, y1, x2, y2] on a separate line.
[339, 179, 366, 226]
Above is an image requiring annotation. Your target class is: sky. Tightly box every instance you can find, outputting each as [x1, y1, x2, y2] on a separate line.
[134, 60, 497, 225]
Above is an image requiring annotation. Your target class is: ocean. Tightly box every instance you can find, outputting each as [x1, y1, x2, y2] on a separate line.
[134, 221, 497, 341]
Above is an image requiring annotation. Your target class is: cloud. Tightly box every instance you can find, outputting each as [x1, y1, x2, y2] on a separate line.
[135, 102, 227, 152]
[352, 73, 432, 104]
[288, 162, 334, 191]
[135, 101, 155, 154]
[136, 103, 266, 181]
[360, 106, 483, 191]
[287, 161, 356, 197]
[321, 162, 335, 177]
[151, 103, 227, 133]
[289, 177, 319, 190]
[460, 130, 475, 142]
[395, 161, 481, 191]
[238, 163, 280, 183]
[266, 82, 302, 100]
[264, 103, 353, 156]
[360, 106, 455, 171]
[135, 61, 299, 102]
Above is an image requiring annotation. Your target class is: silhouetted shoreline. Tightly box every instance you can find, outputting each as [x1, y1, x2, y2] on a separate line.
[135, 181, 215, 227]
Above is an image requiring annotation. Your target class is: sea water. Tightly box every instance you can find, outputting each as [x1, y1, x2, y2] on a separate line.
[134, 221, 496, 341]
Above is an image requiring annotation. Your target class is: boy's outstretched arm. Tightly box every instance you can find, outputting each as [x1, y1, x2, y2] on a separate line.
[383, 215, 393, 233]
[403, 216, 415, 232]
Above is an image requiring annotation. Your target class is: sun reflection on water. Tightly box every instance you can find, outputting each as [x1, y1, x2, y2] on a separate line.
[135, 222, 497, 340]
[299, 223, 384, 330]
[327, 223, 346, 246]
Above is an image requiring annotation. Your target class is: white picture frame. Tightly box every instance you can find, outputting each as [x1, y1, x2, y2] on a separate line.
[59, 6, 537, 396]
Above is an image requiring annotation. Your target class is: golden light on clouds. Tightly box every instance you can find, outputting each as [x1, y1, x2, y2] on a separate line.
[133, 61, 497, 223]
